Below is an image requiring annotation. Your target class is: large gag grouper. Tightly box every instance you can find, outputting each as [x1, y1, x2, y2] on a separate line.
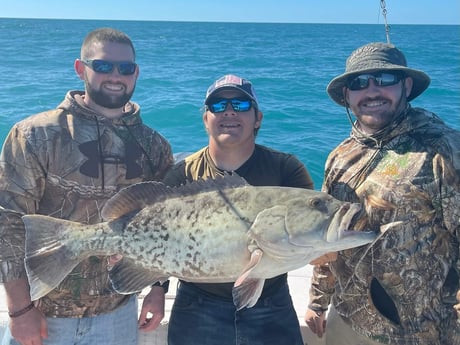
[23, 175, 376, 309]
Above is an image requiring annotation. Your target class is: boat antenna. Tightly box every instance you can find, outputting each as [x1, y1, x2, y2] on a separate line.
[380, 0, 391, 43]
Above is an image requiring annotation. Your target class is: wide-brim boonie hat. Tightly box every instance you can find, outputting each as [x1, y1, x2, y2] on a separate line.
[205, 74, 258, 106]
[327, 42, 431, 106]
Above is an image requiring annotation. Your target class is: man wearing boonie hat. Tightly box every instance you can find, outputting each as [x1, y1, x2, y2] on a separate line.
[163, 74, 314, 345]
[305, 42, 460, 345]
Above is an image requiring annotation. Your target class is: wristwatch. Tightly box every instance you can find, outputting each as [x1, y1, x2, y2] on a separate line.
[152, 280, 170, 293]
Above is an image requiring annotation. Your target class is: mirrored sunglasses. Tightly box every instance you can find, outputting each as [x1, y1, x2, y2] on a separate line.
[347, 72, 404, 91]
[207, 99, 252, 113]
[82, 59, 137, 76]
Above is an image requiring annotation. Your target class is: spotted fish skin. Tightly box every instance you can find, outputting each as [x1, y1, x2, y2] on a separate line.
[23, 175, 376, 309]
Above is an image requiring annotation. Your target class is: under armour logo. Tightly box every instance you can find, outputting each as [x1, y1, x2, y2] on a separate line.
[79, 140, 142, 179]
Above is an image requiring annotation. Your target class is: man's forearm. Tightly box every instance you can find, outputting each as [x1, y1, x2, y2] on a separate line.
[3, 278, 32, 314]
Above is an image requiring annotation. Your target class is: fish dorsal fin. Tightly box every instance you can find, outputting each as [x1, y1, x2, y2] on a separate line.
[183, 173, 249, 192]
[102, 181, 176, 220]
[101, 173, 249, 221]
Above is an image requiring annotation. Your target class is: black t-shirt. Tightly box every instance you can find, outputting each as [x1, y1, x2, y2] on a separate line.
[163, 144, 314, 299]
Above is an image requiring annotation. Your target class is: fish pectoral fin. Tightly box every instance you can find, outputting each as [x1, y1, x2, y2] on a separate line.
[234, 248, 263, 287]
[109, 258, 167, 294]
[232, 278, 265, 310]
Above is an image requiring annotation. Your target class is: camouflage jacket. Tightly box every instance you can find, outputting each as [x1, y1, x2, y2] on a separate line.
[309, 107, 460, 345]
[0, 90, 173, 317]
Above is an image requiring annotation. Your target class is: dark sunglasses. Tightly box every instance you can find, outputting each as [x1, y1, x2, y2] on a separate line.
[82, 59, 137, 76]
[347, 72, 404, 91]
[207, 99, 253, 113]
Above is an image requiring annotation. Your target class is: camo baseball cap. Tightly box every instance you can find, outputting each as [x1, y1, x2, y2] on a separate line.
[205, 74, 259, 106]
[327, 42, 431, 106]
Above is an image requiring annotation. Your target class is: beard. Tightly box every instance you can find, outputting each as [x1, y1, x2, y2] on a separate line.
[85, 80, 135, 109]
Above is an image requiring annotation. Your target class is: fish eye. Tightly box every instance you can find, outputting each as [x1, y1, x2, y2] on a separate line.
[309, 198, 322, 208]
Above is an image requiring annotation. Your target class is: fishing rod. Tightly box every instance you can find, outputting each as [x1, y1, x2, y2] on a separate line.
[380, 0, 391, 43]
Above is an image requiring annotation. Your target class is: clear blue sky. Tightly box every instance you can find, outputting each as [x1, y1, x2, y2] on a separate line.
[1, 0, 459, 25]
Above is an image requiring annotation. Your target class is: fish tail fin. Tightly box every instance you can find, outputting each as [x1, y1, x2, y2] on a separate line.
[23, 215, 84, 301]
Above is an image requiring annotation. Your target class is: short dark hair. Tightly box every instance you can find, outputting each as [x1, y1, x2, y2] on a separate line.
[253, 106, 260, 137]
[80, 28, 135, 60]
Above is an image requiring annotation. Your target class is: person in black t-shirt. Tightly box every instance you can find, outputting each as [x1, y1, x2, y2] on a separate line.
[163, 74, 314, 345]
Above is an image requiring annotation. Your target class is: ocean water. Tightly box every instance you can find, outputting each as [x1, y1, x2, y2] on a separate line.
[0, 18, 459, 188]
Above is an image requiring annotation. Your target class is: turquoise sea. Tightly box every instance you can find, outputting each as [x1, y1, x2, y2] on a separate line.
[0, 18, 459, 188]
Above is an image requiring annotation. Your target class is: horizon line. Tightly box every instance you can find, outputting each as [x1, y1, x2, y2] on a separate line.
[1, 16, 459, 26]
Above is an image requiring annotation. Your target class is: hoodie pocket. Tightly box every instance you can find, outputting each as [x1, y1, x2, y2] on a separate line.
[370, 277, 401, 325]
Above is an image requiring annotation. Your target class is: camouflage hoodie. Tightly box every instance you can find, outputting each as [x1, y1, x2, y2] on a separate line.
[0, 90, 173, 317]
[309, 106, 460, 344]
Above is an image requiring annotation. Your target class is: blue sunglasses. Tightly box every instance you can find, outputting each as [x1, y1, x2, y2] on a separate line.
[82, 59, 137, 76]
[207, 99, 253, 113]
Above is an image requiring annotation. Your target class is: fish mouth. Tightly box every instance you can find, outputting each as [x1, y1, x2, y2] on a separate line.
[326, 202, 363, 242]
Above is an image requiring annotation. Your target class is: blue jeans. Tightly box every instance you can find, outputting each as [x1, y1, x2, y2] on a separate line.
[2, 295, 138, 345]
[168, 282, 303, 345]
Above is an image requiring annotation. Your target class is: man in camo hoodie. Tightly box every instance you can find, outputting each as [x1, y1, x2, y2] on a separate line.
[305, 42, 460, 345]
[0, 28, 173, 345]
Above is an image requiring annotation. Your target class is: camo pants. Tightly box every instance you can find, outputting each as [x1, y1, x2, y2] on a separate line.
[325, 306, 383, 345]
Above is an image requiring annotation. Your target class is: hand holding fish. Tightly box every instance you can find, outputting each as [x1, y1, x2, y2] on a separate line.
[309, 252, 337, 265]
[107, 254, 123, 269]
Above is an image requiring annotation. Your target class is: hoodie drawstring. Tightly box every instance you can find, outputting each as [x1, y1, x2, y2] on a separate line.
[121, 119, 157, 176]
[94, 116, 105, 190]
